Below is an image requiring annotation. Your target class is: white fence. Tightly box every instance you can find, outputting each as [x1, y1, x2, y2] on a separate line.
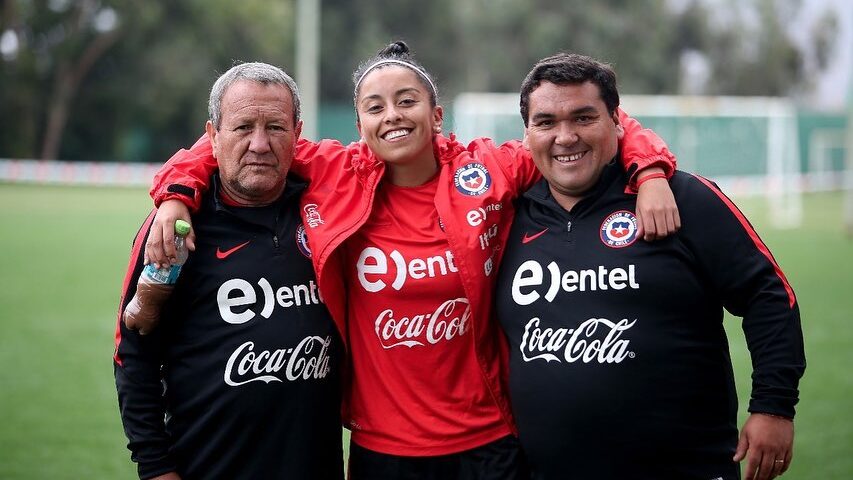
[0, 159, 159, 187]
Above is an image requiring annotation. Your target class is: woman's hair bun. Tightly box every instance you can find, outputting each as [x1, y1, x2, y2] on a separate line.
[380, 40, 410, 57]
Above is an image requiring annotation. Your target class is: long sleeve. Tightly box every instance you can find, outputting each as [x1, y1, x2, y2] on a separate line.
[676, 174, 806, 418]
[114, 210, 178, 479]
[617, 108, 676, 189]
[149, 135, 331, 211]
[149, 135, 216, 211]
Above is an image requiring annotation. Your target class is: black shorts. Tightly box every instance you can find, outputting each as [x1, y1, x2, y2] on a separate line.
[349, 435, 529, 480]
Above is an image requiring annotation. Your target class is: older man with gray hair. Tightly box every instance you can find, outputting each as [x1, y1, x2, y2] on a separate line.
[115, 62, 344, 480]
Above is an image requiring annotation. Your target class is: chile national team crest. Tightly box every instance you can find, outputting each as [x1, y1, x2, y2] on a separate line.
[453, 163, 491, 196]
[295, 224, 312, 258]
[600, 210, 638, 248]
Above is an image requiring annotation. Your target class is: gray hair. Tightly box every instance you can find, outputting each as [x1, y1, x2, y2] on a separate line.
[208, 62, 301, 129]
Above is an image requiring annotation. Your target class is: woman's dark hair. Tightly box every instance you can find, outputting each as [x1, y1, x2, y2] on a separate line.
[352, 41, 438, 108]
[519, 53, 619, 126]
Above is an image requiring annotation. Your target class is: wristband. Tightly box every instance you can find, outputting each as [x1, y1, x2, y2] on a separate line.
[756, 412, 794, 422]
[636, 172, 667, 188]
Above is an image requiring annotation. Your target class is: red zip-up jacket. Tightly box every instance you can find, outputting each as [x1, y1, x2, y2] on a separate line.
[150, 115, 675, 435]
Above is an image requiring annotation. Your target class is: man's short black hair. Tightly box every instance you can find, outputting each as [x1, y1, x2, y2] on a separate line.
[519, 53, 619, 126]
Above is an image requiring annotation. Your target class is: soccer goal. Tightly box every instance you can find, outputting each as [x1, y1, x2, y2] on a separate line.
[453, 93, 803, 228]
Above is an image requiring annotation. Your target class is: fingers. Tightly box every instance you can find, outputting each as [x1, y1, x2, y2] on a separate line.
[146, 200, 193, 267]
[186, 230, 197, 252]
[637, 206, 672, 241]
[733, 430, 748, 462]
[743, 450, 760, 480]
[635, 177, 680, 242]
[161, 220, 177, 262]
[640, 210, 659, 242]
[145, 221, 167, 269]
[769, 454, 787, 478]
[671, 205, 682, 231]
[757, 451, 777, 480]
[780, 450, 793, 474]
[739, 445, 790, 480]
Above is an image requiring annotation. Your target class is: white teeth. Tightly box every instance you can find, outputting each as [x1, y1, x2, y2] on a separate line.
[555, 152, 584, 163]
[384, 129, 410, 140]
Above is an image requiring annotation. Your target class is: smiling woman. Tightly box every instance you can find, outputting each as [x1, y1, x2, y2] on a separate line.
[142, 41, 678, 480]
[354, 67, 443, 185]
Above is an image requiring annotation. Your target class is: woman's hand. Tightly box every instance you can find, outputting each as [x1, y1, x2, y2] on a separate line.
[635, 168, 681, 241]
[145, 200, 195, 268]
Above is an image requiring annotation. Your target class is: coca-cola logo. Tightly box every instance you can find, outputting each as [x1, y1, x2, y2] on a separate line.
[223, 335, 333, 386]
[520, 317, 636, 364]
[374, 298, 471, 349]
[303, 203, 324, 228]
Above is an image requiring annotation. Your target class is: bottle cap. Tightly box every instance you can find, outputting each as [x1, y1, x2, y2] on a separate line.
[175, 220, 191, 236]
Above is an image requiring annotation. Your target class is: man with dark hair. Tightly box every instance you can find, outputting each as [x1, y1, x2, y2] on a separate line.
[496, 53, 805, 480]
[114, 62, 343, 480]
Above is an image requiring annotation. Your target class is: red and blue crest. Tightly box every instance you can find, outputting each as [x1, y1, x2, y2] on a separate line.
[453, 163, 491, 196]
[600, 210, 638, 248]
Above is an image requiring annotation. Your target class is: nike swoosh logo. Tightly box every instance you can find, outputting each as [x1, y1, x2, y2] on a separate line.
[216, 241, 250, 260]
[522, 228, 549, 244]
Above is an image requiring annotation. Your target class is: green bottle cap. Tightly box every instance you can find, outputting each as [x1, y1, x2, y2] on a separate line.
[175, 220, 191, 236]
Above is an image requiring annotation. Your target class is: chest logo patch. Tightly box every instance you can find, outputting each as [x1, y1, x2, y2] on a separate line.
[600, 210, 638, 248]
[453, 163, 491, 196]
[295, 224, 312, 258]
[216, 241, 251, 260]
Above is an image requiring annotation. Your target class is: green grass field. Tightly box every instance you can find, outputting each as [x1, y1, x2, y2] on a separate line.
[0, 183, 850, 479]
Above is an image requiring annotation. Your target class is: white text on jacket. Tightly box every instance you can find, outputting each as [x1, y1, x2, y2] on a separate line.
[224, 336, 333, 386]
[217, 278, 323, 324]
[356, 247, 458, 293]
[511, 261, 639, 305]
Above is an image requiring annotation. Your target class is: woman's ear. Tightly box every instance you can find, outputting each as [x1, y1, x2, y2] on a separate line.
[432, 105, 444, 134]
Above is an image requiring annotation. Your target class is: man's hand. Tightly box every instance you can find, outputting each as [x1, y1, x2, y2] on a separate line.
[145, 200, 195, 268]
[635, 167, 681, 241]
[734, 413, 794, 480]
[150, 473, 182, 480]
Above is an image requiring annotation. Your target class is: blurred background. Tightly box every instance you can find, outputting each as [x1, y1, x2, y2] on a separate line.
[0, 0, 851, 478]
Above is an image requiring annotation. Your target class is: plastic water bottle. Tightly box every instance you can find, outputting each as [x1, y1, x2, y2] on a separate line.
[123, 220, 191, 334]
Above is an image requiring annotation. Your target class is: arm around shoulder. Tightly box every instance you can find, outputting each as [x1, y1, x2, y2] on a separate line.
[150, 134, 217, 211]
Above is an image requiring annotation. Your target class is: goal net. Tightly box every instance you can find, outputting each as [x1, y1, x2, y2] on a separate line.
[453, 93, 804, 228]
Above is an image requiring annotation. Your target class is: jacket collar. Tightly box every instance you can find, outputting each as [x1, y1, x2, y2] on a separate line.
[209, 174, 307, 213]
[523, 154, 627, 213]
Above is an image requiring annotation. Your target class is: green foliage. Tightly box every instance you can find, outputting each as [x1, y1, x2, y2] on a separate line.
[0, 0, 834, 163]
[0, 184, 850, 478]
[1, 0, 296, 162]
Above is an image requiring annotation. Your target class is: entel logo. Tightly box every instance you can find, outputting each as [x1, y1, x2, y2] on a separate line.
[466, 202, 503, 227]
[217, 277, 324, 324]
[357, 247, 458, 292]
[511, 261, 640, 305]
